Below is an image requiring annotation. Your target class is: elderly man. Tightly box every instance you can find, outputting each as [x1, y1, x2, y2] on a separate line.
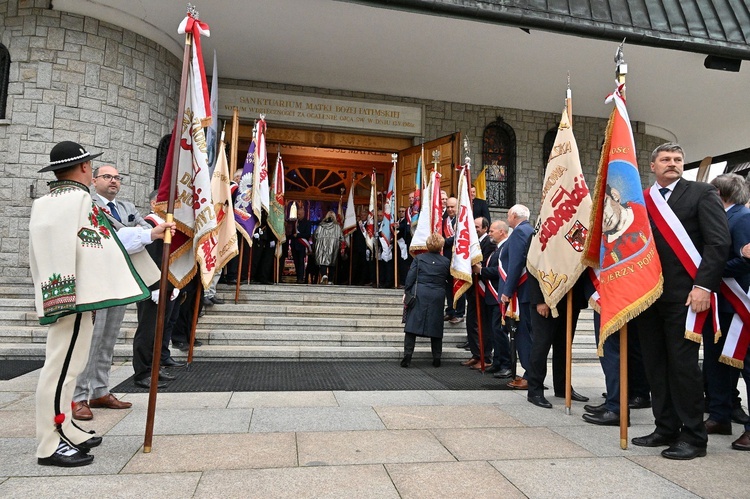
[462, 217, 495, 368]
[71, 165, 168, 422]
[633, 143, 730, 460]
[29, 141, 173, 467]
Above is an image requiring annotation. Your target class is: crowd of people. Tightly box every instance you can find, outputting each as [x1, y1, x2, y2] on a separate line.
[400, 142, 750, 461]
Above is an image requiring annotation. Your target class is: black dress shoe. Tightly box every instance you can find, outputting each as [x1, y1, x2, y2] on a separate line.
[632, 431, 679, 447]
[210, 296, 225, 305]
[492, 368, 513, 379]
[732, 405, 750, 424]
[455, 341, 469, 349]
[584, 403, 608, 414]
[159, 369, 176, 381]
[661, 441, 706, 460]
[38, 443, 94, 467]
[202, 297, 214, 306]
[485, 365, 502, 373]
[628, 396, 652, 409]
[162, 357, 186, 368]
[527, 394, 552, 409]
[75, 436, 102, 452]
[554, 390, 589, 402]
[227, 279, 238, 285]
[134, 377, 168, 389]
[582, 410, 628, 426]
[400, 354, 412, 368]
[172, 341, 188, 351]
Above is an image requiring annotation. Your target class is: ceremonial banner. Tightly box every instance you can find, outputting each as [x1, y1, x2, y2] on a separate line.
[381, 164, 396, 247]
[527, 107, 592, 315]
[409, 170, 441, 255]
[252, 117, 270, 221]
[365, 169, 376, 251]
[409, 151, 423, 230]
[206, 50, 219, 172]
[156, 15, 217, 289]
[474, 166, 487, 200]
[206, 136, 239, 282]
[582, 83, 663, 354]
[342, 182, 357, 236]
[268, 151, 286, 244]
[451, 165, 483, 306]
[234, 140, 258, 245]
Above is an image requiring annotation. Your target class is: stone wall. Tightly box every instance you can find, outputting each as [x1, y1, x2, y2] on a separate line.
[0, 1, 181, 278]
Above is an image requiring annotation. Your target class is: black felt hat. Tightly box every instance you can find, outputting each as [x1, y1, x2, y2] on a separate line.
[39, 141, 103, 173]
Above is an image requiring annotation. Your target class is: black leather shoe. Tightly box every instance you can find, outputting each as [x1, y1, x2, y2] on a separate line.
[661, 441, 706, 460]
[400, 354, 412, 368]
[554, 390, 589, 402]
[134, 377, 168, 389]
[159, 369, 176, 381]
[38, 443, 94, 467]
[202, 297, 214, 306]
[628, 396, 652, 409]
[492, 369, 513, 379]
[732, 405, 750, 424]
[75, 436, 102, 452]
[584, 403, 608, 414]
[583, 411, 628, 426]
[485, 365, 502, 373]
[632, 431, 679, 447]
[527, 394, 552, 409]
[704, 419, 733, 435]
[162, 357, 186, 368]
[432, 358, 441, 368]
[210, 296, 225, 305]
[455, 341, 469, 349]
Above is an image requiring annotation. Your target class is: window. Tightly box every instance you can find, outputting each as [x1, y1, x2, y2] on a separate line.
[0, 43, 10, 120]
[482, 117, 516, 208]
[154, 134, 172, 190]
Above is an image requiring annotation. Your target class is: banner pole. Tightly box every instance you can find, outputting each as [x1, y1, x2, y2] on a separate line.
[187, 280, 202, 365]
[620, 324, 629, 449]
[235, 242, 243, 303]
[565, 289, 573, 415]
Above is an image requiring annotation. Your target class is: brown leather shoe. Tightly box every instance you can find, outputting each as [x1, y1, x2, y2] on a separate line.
[704, 419, 732, 435]
[89, 393, 132, 409]
[72, 401, 93, 421]
[461, 358, 479, 367]
[507, 377, 528, 390]
[732, 431, 750, 450]
[471, 362, 491, 370]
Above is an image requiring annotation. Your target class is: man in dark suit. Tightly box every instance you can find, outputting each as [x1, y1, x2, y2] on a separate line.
[704, 174, 750, 443]
[501, 204, 535, 389]
[396, 206, 412, 286]
[471, 186, 491, 223]
[461, 217, 495, 368]
[291, 206, 312, 283]
[633, 143, 730, 460]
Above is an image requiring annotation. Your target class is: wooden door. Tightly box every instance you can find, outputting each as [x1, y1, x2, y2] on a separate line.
[397, 133, 461, 207]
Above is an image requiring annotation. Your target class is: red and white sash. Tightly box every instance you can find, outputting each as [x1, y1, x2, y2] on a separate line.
[498, 254, 527, 322]
[644, 184, 720, 343]
[718, 278, 750, 367]
[443, 216, 455, 238]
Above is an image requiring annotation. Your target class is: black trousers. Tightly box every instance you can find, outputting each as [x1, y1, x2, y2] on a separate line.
[133, 297, 176, 381]
[292, 247, 306, 283]
[404, 333, 442, 359]
[527, 302, 580, 396]
[635, 300, 707, 447]
[703, 312, 736, 424]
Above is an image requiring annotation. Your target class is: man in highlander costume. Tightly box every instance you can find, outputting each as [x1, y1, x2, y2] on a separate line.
[29, 141, 173, 467]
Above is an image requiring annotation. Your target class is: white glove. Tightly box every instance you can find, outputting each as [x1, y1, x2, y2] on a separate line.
[366, 249, 371, 260]
[270, 241, 276, 248]
[170, 288, 179, 301]
[253, 232, 260, 239]
[150, 290, 159, 303]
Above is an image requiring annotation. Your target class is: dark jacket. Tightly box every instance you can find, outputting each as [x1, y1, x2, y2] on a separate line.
[403, 252, 451, 338]
[719, 203, 750, 314]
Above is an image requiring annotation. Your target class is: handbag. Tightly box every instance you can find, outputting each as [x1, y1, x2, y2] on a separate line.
[403, 260, 419, 308]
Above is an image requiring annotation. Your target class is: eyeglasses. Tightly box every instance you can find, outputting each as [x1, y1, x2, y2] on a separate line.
[96, 174, 122, 182]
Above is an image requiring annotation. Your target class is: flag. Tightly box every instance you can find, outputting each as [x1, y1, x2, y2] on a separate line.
[409, 153, 423, 230]
[206, 135, 239, 282]
[409, 170, 441, 255]
[474, 166, 487, 200]
[252, 117, 270, 221]
[155, 13, 217, 289]
[268, 151, 286, 245]
[365, 169, 376, 251]
[206, 50, 219, 173]
[342, 182, 357, 236]
[582, 82, 663, 354]
[381, 164, 396, 247]
[234, 139, 258, 245]
[527, 106, 592, 316]
[451, 164, 483, 306]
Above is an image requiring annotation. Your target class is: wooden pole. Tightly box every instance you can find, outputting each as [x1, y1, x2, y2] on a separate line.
[187, 280, 202, 365]
[234, 242, 243, 303]
[229, 108, 239, 177]
[144, 31, 192, 454]
[565, 289, 573, 415]
[620, 324, 629, 449]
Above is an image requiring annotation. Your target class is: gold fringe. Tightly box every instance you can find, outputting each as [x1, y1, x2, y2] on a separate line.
[684, 331, 702, 344]
[719, 355, 744, 369]
[452, 280, 472, 308]
[714, 329, 722, 344]
[597, 276, 663, 356]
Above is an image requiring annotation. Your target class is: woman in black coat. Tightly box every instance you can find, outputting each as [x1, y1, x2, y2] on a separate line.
[401, 232, 451, 367]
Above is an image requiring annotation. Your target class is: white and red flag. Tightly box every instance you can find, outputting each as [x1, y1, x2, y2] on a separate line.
[451, 165, 482, 306]
[527, 105, 592, 316]
[342, 181, 357, 237]
[156, 12, 217, 288]
[365, 169, 376, 251]
[252, 116, 270, 221]
[409, 170, 441, 255]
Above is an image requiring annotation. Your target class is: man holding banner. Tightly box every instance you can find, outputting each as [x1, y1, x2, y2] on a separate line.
[635, 143, 730, 460]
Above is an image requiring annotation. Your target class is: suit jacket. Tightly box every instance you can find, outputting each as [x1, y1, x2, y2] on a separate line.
[93, 194, 149, 230]
[500, 219, 534, 303]
[651, 179, 730, 302]
[479, 233, 494, 261]
[480, 240, 505, 305]
[719, 203, 750, 313]
[442, 213, 455, 256]
[473, 198, 491, 224]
